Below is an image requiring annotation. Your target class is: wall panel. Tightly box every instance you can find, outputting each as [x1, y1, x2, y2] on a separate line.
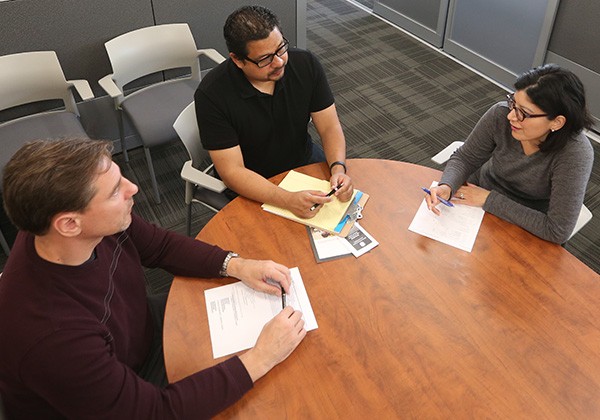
[0, 0, 155, 99]
[0, 0, 302, 143]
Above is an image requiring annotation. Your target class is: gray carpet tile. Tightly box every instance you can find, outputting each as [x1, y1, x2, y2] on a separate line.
[1, 0, 598, 291]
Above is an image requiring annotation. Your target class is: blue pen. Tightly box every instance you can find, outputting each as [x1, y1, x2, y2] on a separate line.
[421, 187, 454, 207]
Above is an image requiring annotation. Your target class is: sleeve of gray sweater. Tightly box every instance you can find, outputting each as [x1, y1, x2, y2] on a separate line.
[440, 102, 594, 244]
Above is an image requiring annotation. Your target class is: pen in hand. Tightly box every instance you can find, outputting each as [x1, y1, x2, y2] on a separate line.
[310, 183, 343, 211]
[281, 286, 286, 309]
[421, 187, 454, 207]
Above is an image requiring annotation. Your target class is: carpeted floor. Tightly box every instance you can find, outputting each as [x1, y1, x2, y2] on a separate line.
[1, 0, 598, 290]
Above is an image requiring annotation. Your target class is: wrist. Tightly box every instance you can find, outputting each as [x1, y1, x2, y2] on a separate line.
[329, 160, 346, 175]
[239, 348, 272, 383]
[220, 252, 240, 277]
[437, 183, 453, 199]
[272, 186, 293, 208]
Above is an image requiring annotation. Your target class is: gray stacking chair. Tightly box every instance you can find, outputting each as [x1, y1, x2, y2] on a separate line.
[98, 23, 226, 204]
[173, 102, 229, 236]
[431, 141, 464, 165]
[568, 204, 592, 240]
[0, 51, 93, 256]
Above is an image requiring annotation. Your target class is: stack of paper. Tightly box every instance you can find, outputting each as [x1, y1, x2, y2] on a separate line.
[262, 170, 364, 235]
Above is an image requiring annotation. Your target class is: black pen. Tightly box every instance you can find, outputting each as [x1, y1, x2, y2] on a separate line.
[309, 183, 343, 211]
[281, 286, 286, 309]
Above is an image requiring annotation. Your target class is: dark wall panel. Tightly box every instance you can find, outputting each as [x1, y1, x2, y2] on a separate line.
[152, 0, 298, 56]
[0, 0, 300, 141]
[548, 1, 600, 73]
[0, 0, 155, 98]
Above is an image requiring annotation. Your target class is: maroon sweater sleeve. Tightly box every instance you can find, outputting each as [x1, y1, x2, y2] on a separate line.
[20, 326, 252, 419]
[127, 213, 229, 278]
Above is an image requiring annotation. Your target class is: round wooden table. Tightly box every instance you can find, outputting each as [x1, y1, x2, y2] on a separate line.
[164, 159, 600, 418]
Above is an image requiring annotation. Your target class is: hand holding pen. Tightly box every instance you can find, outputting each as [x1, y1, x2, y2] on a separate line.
[422, 185, 453, 216]
[422, 187, 453, 207]
[310, 183, 343, 211]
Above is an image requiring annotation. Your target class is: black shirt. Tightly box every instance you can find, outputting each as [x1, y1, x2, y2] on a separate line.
[194, 48, 334, 179]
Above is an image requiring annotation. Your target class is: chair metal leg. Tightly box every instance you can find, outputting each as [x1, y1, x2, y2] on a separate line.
[0, 228, 10, 257]
[186, 203, 193, 237]
[144, 147, 161, 204]
[116, 110, 129, 162]
[185, 181, 194, 236]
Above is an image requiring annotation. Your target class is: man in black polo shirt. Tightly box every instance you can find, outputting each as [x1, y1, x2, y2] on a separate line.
[194, 5, 353, 219]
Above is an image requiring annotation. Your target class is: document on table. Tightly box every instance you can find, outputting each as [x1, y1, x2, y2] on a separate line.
[307, 226, 353, 262]
[408, 184, 485, 252]
[261, 170, 360, 235]
[307, 222, 379, 262]
[204, 267, 318, 358]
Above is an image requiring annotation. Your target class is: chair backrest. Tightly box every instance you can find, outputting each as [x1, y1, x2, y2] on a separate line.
[0, 51, 78, 114]
[431, 141, 465, 165]
[173, 102, 210, 169]
[104, 23, 201, 92]
[568, 203, 593, 240]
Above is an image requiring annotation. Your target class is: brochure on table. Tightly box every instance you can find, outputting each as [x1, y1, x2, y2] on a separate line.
[307, 222, 379, 262]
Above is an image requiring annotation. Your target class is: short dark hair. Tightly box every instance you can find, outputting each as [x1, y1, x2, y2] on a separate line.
[514, 64, 593, 153]
[223, 5, 281, 58]
[2, 138, 113, 235]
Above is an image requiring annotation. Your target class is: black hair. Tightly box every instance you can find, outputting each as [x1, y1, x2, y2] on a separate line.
[223, 5, 281, 58]
[514, 63, 593, 153]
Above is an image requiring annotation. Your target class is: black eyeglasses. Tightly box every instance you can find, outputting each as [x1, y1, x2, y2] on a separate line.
[245, 39, 289, 68]
[506, 94, 548, 122]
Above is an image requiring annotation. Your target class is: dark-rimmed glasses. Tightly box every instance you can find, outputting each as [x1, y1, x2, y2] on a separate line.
[244, 38, 289, 68]
[506, 94, 548, 122]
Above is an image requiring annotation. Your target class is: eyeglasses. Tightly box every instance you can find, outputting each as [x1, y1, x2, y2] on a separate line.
[245, 39, 289, 68]
[506, 94, 548, 122]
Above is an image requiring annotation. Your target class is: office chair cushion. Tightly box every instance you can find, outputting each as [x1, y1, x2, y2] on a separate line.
[0, 112, 88, 171]
[121, 79, 197, 148]
[193, 187, 231, 211]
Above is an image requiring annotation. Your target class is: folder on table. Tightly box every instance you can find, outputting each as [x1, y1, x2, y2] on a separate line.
[261, 170, 369, 236]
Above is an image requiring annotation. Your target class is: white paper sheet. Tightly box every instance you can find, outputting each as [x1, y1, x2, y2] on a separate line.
[205, 267, 318, 358]
[408, 185, 485, 252]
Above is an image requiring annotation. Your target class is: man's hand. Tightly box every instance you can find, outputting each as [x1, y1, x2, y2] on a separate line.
[330, 173, 353, 202]
[283, 190, 334, 219]
[226, 258, 292, 294]
[239, 307, 306, 382]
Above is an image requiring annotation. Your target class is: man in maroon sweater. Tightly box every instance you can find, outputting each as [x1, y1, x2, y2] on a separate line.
[0, 138, 306, 419]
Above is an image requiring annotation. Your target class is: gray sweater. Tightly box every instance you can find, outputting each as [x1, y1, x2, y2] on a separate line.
[440, 102, 593, 244]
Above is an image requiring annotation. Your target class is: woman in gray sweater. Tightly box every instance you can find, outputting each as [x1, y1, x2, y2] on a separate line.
[426, 64, 594, 244]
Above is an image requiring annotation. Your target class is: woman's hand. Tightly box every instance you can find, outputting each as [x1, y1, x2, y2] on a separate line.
[425, 184, 452, 215]
[455, 183, 490, 207]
